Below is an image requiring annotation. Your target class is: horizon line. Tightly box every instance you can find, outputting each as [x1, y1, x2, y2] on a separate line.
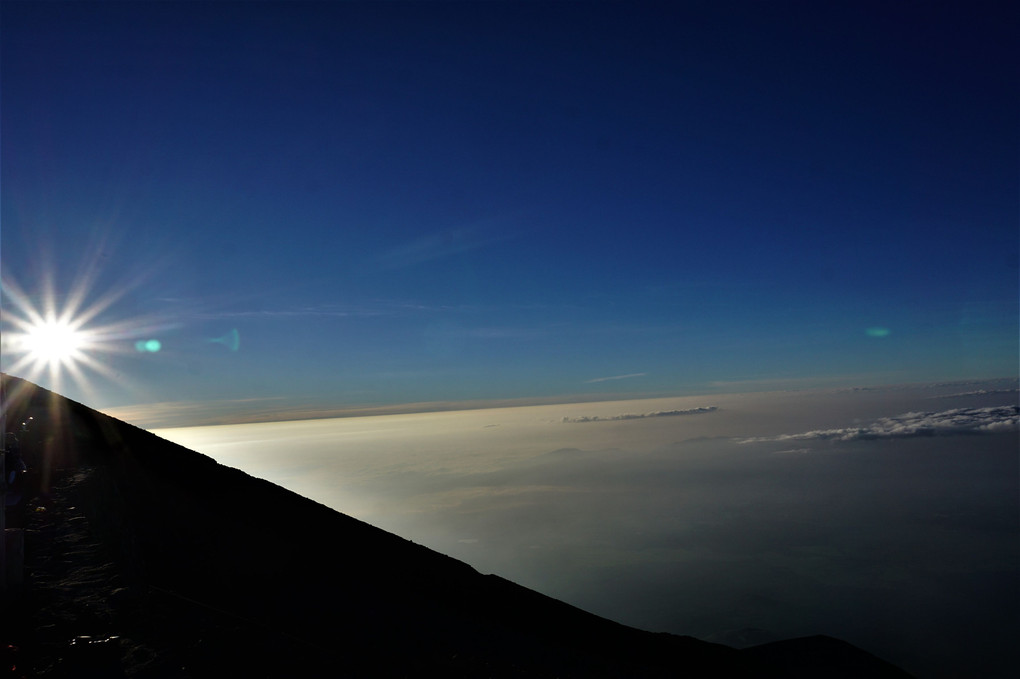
[4, 371, 1015, 431]
[114, 375, 1019, 430]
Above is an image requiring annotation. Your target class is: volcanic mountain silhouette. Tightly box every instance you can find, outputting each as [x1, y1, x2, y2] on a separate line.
[0, 375, 911, 677]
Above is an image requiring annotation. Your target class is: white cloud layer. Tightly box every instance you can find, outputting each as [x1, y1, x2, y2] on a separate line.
[741, 405, 1019, 443]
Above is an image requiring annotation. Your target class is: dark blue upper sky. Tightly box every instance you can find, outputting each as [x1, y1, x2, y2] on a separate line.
[2, 1, 1017, 423]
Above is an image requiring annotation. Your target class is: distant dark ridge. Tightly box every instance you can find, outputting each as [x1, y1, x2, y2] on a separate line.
[742, 636, 915, 679]
[1, 374, 912, 677]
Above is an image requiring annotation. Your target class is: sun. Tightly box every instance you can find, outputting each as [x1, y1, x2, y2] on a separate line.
[1, 264, 171, 398]
[21, 317, 91, 367]
[2, 281, 110, 393]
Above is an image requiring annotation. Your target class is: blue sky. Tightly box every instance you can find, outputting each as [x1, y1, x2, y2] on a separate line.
[2, 1, 1017, 425]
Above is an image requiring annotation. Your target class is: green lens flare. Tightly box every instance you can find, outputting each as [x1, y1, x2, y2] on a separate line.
[135, 339, 162, 352]
[865, 327, 890, 338]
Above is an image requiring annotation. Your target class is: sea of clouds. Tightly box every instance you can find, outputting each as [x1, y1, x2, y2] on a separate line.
[154, 381, 1019, 678]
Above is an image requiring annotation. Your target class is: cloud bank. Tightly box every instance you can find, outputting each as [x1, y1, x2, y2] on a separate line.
[932, 388, 1020, 399]
[563, 406, 718, 423]
[741, 405, 1019, 443]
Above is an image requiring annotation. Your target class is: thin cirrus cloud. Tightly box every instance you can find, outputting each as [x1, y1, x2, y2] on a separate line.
[584, 372, 647, 384]
[466, 326, 548, 340]
[371, 224, 511, 271]
[189, 300, 468, 322]
[192, 308, 372, 320]
[740, 405, 1019, 443]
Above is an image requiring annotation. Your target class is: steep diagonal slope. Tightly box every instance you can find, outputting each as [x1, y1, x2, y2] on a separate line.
[0, 375, 910, 677]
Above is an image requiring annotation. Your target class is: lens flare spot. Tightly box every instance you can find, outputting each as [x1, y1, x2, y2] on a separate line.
[209, 328, 240, 351]
[865, 327, 891, 338]
[135, 339, 162, 352]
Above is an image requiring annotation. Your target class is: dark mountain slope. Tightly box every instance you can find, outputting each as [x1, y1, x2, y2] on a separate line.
[0, 375, 911, 677]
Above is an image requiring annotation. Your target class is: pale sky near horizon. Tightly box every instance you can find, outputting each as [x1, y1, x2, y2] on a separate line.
[1, 1, 1017, 427]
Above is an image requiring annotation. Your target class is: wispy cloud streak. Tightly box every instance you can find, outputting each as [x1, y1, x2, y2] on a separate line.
[585, 372, 647, 384]
[189, 300, 466, 321]
[373, 224, 510, 270]
[191, 308, 378, 320]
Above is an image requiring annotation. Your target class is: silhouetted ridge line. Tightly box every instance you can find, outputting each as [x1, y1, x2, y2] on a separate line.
[1, 374, 912, 677]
